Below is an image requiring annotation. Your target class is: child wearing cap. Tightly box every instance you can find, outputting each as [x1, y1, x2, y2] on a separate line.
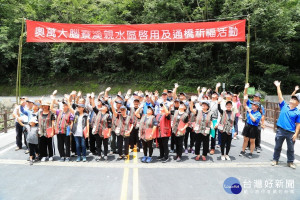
[17, 117, 39, 165]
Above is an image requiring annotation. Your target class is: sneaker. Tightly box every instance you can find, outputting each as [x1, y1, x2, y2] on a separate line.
[173, 156, 178, 160]
[287, 162, 296, 169]
[89, 152, 94, 156]
[109, 151, 114, 155]
[76, 156, 81, 162]
[248, 153, 253, 159]
[191, 149, 195, 154]
[271, 160, 278, 166]
[146, 157, 153, 163]
[25, 150, 29, 154]
[210, 149, 215, 155]
[34, 157, 39, 162]
[49, 157, 53, 161]
[162, 158, 170, 163]
[65, 157, 70, 162]
[41, 157, 46, 162]
[233, 136, 237, 140]
[15, 147, 21, 151]
[225, 155, 231, 161]
[169, 150, 174, 153]
[195, 155, 201, 161]
[117, 156, 123, 160]
[103, 156, 108, 161]
[157, 156, 164, 161]
[202, 156, 207, 161]
[71, 153, 77, 157]
[141, 156, 147, 163]
[185, 149, 188, 154]
[60, 157, 65, 162]
[239, 151, 246, 156]
[82, 156, 87, 162]
[95, 156, 100, 162]
[29, 160, 33, 165]
[256, 147, 261, 153]
[176, 157, 182, 162]
[221, 155, 226, 161]
[216, 145, 220, 148]
[245, 147, 250, 150]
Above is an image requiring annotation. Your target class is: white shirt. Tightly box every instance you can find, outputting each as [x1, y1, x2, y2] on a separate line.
[74, 115, 83, 137]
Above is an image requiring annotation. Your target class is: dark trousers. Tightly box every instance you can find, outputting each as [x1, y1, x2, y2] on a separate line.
[195, 133, 209, 156]
[85, 137, 89, 150]
[71, 134, 76, 154]
[184, 127, 195, 149]
[210, 128, 217, 150]
[142, 140, 153, 157]
[28, 143, 39, 157]
[95, 134, 108, 156]
[117, 135, 129, 156]
[130, 128, 142, 149]
[39, 136, 53, 158]
[15, 122, 23, 148]
[175, 135, 184, 158]
[89, 127, 96, 153]
[273, 127, 295, 163]
[157, 137, 169, 159]
[221, 132, 232, 155]
[23, 128, 28, 148]
[57, 134, 70, 158]
[110, 131, 117, 152]
[170, 132, 176, 150]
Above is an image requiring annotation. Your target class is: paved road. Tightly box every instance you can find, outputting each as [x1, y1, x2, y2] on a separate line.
[0, 121, 299, 200]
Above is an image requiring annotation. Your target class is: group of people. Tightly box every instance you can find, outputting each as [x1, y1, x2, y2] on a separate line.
[13, 82, 300, 169]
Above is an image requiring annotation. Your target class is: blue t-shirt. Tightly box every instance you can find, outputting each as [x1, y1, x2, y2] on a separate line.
[247, 100, 265, 115]
[276, 101, 300, 132]
[246, 110, 262, 126]
[143, 102, 153, 115]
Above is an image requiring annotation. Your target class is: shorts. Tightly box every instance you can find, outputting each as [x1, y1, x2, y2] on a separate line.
[242, 123, 258, 139]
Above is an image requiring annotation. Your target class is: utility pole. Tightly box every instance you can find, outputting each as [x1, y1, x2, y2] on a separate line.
[246, 15, 250, 83]
[16, 17, 25, 104]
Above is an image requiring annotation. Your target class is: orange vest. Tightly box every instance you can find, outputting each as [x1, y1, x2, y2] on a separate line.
[156, 114, 171, 138]
[55, 110, 71, 134]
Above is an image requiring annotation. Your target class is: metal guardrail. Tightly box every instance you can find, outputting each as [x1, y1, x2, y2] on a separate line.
[239, 100, 280, 132]
[0, 110, 15, 133]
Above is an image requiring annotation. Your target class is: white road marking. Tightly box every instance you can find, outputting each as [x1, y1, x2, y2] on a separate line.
[0, 159, 298, 168]
[0, 144, 15, 155]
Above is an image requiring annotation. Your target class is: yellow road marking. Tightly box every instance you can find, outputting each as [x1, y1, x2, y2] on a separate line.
[120, 167, 129, 200]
